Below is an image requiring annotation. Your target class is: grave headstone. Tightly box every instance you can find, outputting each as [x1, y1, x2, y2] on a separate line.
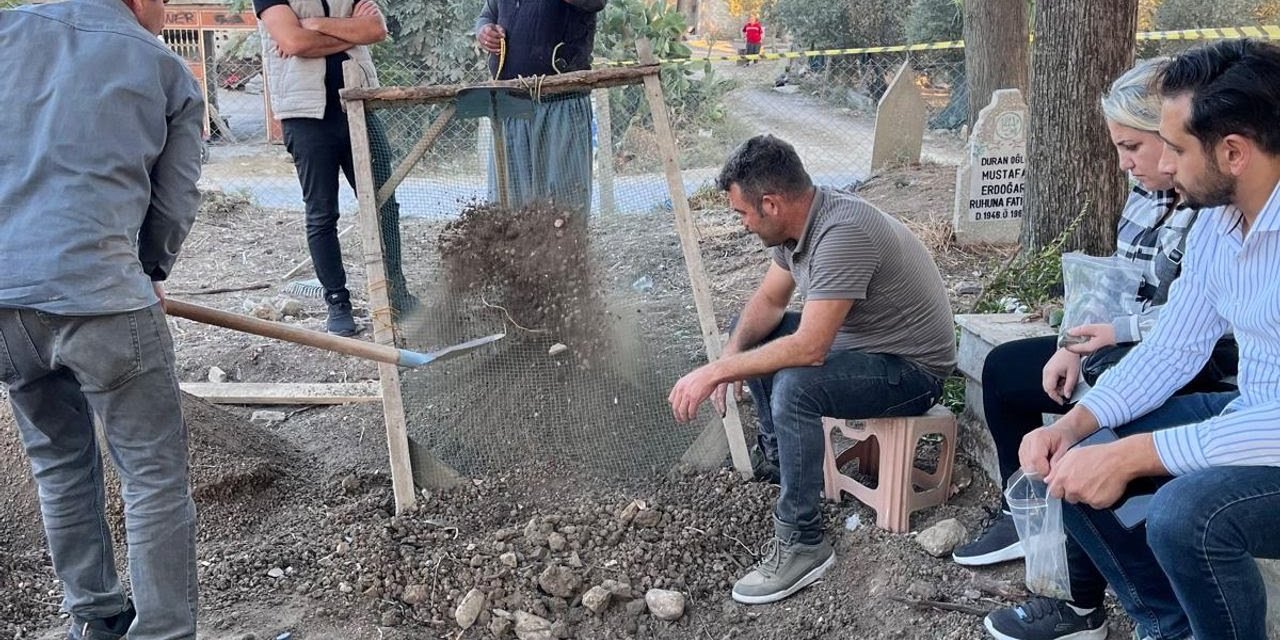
[953, 89, 1027, 245]
[870, 63, 927, 171]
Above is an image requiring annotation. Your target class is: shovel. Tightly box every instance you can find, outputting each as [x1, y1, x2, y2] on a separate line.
[164, 298, 503, 368]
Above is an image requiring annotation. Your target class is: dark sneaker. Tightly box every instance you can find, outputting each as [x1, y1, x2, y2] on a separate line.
[326, 301, 358, 337]
[953, 511, 1025, 566]
[68, 600, 135, 640]
[731, 537, 835, 604]
[750, 445, 780, 484]
[984, 597, 1107, 640]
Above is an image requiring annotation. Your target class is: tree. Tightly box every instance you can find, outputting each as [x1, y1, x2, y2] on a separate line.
[962, 0, 1028, 130]
[1022, 1, 1137, 254]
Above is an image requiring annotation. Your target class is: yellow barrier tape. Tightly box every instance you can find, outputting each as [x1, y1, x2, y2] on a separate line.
[604, 25, 1280, 67]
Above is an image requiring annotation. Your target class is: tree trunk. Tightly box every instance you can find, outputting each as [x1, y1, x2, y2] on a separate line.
[962, 0, 1028, 131]
[1022, 1, 1137, 254]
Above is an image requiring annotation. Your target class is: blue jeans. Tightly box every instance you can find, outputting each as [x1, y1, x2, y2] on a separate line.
[0, 305, 197, 639]
[1064, 392, 1280, 639]
[744, 312, 944, 544]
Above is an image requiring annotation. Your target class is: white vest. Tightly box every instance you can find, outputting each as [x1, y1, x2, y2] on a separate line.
[258, 0, 380, 120]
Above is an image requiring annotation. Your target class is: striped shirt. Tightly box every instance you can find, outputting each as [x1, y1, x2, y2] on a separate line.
[1112, 186, 1200, 343]
[1081, 180, 1280, 475]
[771, 187, 957, 378]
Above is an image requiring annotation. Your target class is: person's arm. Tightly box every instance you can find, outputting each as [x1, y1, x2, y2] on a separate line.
[564, 0, 606, 12]
[300, 0, 387, 45]
[724, 262, 794, 355]
[138, 71, 204, 284]
[474, 0, 497, 33]
[259, 4, 353, 58]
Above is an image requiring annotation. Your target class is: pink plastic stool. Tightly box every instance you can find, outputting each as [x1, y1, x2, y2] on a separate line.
[821, 405, 956, 533]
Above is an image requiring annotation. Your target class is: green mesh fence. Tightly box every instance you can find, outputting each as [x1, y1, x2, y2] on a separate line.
[359, 80, 720, 478]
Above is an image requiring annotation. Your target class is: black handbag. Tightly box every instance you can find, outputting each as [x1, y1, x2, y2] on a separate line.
[1082, 337, 1239, 393]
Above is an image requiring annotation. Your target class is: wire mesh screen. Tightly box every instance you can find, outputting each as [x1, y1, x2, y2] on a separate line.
[360, 80, 717, 478]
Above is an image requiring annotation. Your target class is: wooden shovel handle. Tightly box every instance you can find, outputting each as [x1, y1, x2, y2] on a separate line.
[164, 298, 401, 366]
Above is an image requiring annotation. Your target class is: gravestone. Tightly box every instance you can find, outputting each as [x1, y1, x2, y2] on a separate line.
[953, 89, 1027, 245]
[870, 63, 927, 171]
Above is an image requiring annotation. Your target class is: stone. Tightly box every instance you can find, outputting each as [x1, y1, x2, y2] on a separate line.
[250, 410, 287, 425]
[916, 518, 968, 557]
[524, 518, 555, 547]
[581, 586, 611, 614]
[631, 508, 661, 529]
[338, 581, 353, 594]
[513, 611, 553, 640]
[489, 615, 513, 638]
[380, 611, 402, 627]
[537, 565, 581, 598]
[547, 532, 567, 552]
[953, 88, 1028, 246]
[644, 589, 685, 621]
[245, 299, 281, 322]
[500, 551, 519, 568]
[267, 567, 285, 579]
[548, 343, 569, 356]
[401, 584, 429, 606]
[951, 464, 974, 496]
[274, 297, 304, 318]
[956, 281, 983, 296]
[624, 598, 648, 617]
[207, 366, 228, 383]
[335, 541, 350, 556]
[600, 579, 633, 599]
[871, 62, 928, 171]
[455, 588, 486, 629]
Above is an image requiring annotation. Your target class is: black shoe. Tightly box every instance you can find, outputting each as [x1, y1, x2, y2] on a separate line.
[68, 600, 135, 640]
[984, 597, 1107, 640]
[953, 511, 1025, 566]
[750, 445, 780, 484]
[326, 300, 358, 337]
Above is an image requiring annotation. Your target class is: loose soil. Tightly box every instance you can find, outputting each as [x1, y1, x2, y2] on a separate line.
[0, 166, 1135, 639]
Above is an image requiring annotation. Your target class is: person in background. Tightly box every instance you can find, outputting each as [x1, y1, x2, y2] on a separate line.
[743, 16, 764, 63]
[256, 0, 416, 336]
[0, 0, 204, 637]
[474, 0, 606, 215]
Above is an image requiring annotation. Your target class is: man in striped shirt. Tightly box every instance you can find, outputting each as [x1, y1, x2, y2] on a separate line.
[668, 135, 956, 604]
[1021, 40, 1280, 640]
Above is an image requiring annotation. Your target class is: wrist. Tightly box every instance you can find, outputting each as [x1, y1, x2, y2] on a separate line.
[1118, 433, 1166, 478]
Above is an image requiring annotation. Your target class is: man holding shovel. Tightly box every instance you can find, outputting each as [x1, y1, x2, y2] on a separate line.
[0, 0, 203, 638]
[474, 0, 606, 214]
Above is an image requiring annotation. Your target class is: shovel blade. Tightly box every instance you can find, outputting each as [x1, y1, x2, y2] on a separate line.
[397, 333, 505, 368]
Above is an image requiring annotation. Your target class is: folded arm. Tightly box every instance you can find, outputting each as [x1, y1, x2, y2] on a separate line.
[260, 4, 353, 58]
[300, 0, 388, 45]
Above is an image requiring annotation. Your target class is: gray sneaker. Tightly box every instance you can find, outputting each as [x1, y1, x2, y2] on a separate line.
[731, 536, 836, 604]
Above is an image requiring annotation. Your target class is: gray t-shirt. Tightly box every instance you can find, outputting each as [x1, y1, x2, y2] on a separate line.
[772, 187, 957, 378]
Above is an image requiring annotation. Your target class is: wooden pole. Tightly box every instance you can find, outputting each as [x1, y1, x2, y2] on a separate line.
[592, 90, 617, 216]
[634, 39, 753, 479]
[341, 65, 660, 108]
[343, 62, 454, 511]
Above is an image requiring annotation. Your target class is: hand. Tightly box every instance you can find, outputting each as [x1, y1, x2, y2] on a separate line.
[1042, 348, 1082, 405]
[153, 282, 166, 302]
[477, 23, 506, 54]
[1064, 323, 1117, 355]
[668, 364, 721, 424]
[1018, 424, 1080, 479]
[1045, 441, 1133, 509]
[353, 0, 382, 18]
[710, 380, 745, 417]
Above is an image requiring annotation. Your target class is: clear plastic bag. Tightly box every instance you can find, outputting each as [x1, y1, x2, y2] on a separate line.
[1058, 252, 1146, 349]
[1006, 470, 1072, 600]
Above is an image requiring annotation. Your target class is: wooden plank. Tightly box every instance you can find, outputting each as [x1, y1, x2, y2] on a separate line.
[592, 91, 617, 216]
[180, 382, 381, 405]
[635, 39, 753, 479]
[343, 62, 459, 512]
[374, 104, 456, 208]
[340, 65, 659, 107]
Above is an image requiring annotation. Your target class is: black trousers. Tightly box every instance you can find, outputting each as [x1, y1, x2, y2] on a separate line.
[282, 111, 406, 304]
[982, 335, 1107, 607]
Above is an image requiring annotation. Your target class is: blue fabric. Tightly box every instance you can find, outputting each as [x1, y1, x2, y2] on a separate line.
[487, 94, 594, 214]
[0, 0, 203, 314]
[1063, 392, 1242, 639]
[744, 311, 944, 544]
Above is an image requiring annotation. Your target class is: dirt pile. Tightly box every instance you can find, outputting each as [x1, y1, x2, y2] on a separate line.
[0, 394, 296, 637]
[438, 202, 610, 363]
